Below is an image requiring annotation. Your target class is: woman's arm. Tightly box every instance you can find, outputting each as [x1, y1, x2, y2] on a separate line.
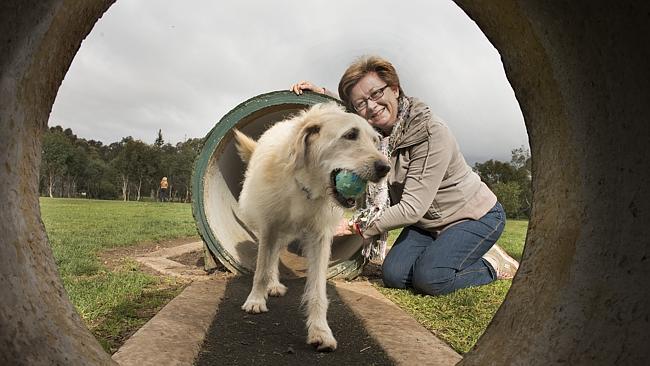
[291, 80, 326, 95]
[290, 80, 338, 98]
[363, 124, 454, 237]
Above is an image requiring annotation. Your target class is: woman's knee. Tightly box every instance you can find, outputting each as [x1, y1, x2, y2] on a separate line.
[381, 258, 409, 289]
[412, 266, 455, 296]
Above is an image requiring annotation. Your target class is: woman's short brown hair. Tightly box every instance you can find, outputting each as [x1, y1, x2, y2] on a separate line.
[338, 55, 404, 111]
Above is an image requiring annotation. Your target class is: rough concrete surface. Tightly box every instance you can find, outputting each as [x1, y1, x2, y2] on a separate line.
[135, 240, 209, 280]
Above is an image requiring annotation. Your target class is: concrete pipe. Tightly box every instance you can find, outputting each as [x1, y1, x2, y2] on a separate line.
[192, 91, 366, 280]
[454, 2, 650, 364]
[1, 1, 118, 364]
[1, 1, 649, 365]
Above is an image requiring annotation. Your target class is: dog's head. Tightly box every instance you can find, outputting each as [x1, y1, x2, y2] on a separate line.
[288, 102, 390, 208]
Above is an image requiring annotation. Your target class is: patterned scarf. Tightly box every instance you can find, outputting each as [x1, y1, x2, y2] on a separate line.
[353, 95, 411, 261]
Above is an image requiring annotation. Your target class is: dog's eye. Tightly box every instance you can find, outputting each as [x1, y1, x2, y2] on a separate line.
[343, 128, 359, 140]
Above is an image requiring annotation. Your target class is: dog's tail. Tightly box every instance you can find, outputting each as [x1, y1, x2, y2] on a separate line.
[233, 129, 257, 163]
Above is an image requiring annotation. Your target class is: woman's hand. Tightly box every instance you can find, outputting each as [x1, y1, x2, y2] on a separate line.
[334, 218, 355, 237]
[291, 80, 326, 95]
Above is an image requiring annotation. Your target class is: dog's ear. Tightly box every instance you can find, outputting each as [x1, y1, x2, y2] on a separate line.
[288, 122, 321, 170]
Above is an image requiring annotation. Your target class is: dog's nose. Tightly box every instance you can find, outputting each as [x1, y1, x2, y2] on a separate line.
[374, 160, 391, 178]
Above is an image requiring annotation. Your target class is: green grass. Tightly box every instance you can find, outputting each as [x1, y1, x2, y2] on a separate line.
[41, 198, 199, 276]
[40, 198, 199, 353]
[376, 219, 528, 354]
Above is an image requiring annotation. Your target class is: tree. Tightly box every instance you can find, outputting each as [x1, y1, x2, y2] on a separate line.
[473, 146, 532, 218]
[63, 145, 88, 197]
[130, 141, 158, 201]
[111, 137, 137, 201]
[172, 138, 204, 202]
[41, 129, 74, 197]
[473, 159, 518, 186]
[83, 157, 116, 199]
[491, 181, 523, 218]
[510, 146, 532, 217]
[154, 129, 164, 149]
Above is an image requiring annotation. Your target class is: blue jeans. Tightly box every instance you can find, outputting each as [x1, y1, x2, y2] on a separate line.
[382, 202, 505, 296]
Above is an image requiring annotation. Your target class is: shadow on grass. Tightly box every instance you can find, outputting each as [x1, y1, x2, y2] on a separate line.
[91, 283, 186, 354]
[196, 277, 394, 365]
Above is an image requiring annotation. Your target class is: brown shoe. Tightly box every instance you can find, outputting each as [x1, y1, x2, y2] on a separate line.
[483, 244, 519, 280]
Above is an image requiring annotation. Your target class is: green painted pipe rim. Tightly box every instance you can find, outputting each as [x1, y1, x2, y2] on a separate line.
[191, 90, 365, 280]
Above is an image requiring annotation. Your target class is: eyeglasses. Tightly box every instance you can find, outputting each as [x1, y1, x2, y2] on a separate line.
[352, 85, 390, 112]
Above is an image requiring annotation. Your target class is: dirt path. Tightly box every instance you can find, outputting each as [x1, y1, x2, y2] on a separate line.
[195, 276, 394, 365]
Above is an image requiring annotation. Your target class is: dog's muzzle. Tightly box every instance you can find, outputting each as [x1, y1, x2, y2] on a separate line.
[373, 160, 390, 181]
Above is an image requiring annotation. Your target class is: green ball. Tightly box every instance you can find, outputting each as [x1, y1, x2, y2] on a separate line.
[335, 170, 367, 198]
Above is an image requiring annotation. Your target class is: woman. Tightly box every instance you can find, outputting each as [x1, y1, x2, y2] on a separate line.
[159, 176, 169, 202]
[291, 55, 519, 296]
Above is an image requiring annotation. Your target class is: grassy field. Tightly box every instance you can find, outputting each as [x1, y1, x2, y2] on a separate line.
[41, 198, 528, 355]
[40, 198, 199, 353]
[377, 220, 528, 354]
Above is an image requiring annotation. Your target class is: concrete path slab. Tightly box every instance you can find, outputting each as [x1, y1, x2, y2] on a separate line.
[112, 278, 227, 366]
[335, 280, 462, 365]
[113, 277, 461, 366]
[134, 240, 210, 280]
[140, 241, 205, 259]
[135, 256, 207, 279]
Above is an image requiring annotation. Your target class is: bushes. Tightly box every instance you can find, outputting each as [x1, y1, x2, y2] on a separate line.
[491, 181, 523, 219]
[474, 146, 531, 219]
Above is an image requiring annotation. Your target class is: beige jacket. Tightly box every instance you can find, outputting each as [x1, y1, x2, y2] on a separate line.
[363, 97, 497, 237]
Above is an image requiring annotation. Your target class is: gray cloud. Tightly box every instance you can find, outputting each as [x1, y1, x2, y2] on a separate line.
[49, 0, 528, 164]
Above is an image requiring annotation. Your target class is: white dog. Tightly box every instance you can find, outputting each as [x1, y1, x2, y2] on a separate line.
[233, 102, 390, 351]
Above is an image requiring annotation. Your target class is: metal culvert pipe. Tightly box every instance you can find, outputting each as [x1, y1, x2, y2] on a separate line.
[192, 91, 366, 280]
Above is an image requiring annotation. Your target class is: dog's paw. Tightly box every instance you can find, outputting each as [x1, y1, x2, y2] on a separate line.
[241, 297, 268, 314]
[267, 282, 288, 297]
[307, 327, 337, 352]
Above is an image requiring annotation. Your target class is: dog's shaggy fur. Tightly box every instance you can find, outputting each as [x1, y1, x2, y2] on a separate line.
[234, 102, 390, 351]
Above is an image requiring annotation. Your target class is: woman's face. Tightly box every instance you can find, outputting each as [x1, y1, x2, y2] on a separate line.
[349, 72, 400, 133]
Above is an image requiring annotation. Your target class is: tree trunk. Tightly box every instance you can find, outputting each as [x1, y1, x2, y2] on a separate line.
[65, 176, 72, 198]
[48, 174, 54, 198]
[70, 178, 76, 198]
[136, 178, 142, 201]
[121, 174, 128, 202]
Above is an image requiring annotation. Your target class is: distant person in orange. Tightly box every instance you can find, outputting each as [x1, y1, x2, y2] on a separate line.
[159, 177, 169, 202]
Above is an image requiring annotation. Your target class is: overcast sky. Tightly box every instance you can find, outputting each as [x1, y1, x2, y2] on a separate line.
[49, 0, 528, 164]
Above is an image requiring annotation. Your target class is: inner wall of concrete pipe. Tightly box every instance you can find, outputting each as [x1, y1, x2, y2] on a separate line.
[201, 102, 364, 278]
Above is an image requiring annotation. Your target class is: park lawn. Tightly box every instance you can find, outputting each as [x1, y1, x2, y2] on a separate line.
[376, 220, 528, 354]
[40, 198, 200, 353]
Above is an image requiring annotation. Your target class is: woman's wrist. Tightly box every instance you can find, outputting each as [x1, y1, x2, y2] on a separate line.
[348, 219, 363, 237]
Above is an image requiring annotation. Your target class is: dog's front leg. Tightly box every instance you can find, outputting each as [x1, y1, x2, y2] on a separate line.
[242, 229, 278, 313]
[266, 241, 287, 297]
[302, 232, 337, 352]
